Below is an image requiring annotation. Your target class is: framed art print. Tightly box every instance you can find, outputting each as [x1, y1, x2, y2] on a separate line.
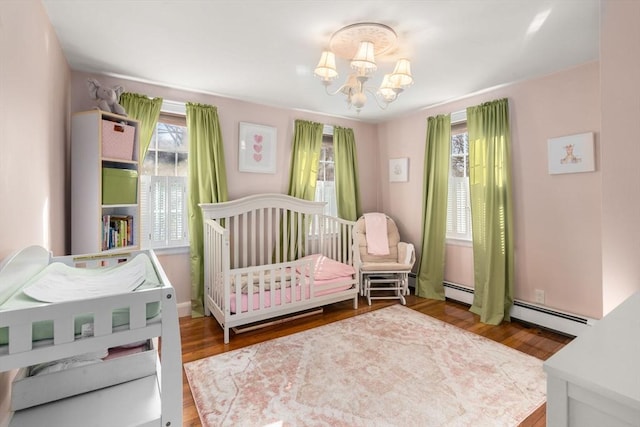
[239, 122, 277, 174]
[548, 132, 595, 175]
[389, 158, 409, 182]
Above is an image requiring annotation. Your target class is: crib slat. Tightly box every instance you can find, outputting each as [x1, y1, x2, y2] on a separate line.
[233, 271, 242, 314]
[250, 209, 256, 266]
[298, 212, 302, 260]
[269, 269, 276, 308]
[232, 216, 239, 269]
[279, 266, 286, 306]
[239, 212, 245, 268]
[282, 208, 289, 263]
[337, 220, 343, 262]
[257, 208, 263, 265]
[258, 270, 265, 311]
[267, 208, 273, 265]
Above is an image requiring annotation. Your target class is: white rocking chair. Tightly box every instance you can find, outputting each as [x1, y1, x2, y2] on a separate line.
[354, 214, 416, 305]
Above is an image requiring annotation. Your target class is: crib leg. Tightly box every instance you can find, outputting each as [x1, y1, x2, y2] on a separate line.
[224, 326, 230, 344]
[353, 295, 358, 309]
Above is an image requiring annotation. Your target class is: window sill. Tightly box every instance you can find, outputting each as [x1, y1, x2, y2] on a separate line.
[446, 238, 472, 248]
[145, 245, 190, 256]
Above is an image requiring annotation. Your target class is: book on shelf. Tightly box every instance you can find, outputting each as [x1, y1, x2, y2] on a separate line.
[102, 214, 134, 250]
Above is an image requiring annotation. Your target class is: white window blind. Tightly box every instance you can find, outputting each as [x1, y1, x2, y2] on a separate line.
[314, 134, 337, 218]
[447, 121, 472, 241]
[140, 175, 188, 248]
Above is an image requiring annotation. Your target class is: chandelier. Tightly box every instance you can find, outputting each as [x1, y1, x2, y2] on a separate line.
[314, 22, 413, 113]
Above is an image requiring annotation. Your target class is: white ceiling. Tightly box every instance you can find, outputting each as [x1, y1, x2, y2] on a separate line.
[42, 0, 600, 123]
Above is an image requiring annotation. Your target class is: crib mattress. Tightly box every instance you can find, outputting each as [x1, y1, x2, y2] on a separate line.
[0, 253, 161, 346]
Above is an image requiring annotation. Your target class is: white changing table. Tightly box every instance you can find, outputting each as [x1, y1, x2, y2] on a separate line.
[543, 291, 640, 427]
[1, 246, 183, 427]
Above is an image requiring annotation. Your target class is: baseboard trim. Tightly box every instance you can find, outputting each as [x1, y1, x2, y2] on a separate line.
[442, 281, 597, 337]
[177, 301, 192, 318]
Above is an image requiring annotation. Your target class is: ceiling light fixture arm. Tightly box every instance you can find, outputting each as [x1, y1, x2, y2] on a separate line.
[320, 80, 355, 97]
[365, 87, 390, 110]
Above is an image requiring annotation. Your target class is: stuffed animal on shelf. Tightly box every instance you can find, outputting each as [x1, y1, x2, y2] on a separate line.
[87, 78, 127, 116]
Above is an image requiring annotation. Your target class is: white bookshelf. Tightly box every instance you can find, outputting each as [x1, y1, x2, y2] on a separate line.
[71, 110, 140, 254]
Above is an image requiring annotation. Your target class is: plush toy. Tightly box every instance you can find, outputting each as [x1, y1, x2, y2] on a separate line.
[87, 78, 127, 116]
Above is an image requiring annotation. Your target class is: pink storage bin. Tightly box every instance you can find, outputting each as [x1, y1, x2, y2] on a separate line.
[102, 120, 135, 160]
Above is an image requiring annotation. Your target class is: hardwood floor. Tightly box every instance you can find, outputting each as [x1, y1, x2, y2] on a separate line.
[178, 295, 573, 426]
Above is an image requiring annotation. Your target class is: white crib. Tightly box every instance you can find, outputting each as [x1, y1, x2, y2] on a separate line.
[200, 193, 359, 343]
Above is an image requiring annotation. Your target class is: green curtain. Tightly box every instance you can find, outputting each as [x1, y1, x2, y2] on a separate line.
[333, 126, 362, 221]
[416, 114, 451, 300]
[186, 102, 229, 316]
[119, 92, 163, 159]
[287, 119, 323, 200]
[280, 119, 323, 262]
[467, 98, 514, 324]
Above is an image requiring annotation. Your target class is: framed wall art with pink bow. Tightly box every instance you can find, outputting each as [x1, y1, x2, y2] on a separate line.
[238, 122, 277, 173]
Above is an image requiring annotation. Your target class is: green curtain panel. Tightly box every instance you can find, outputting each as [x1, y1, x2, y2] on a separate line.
[186, 102, 229, 316]
[287, 120, 323, 200]
[280, 119, 323, 261]
[119, 92, 163, 159]
[416, 114, 451, 300]
[467, 98, 515, 325]
[333, 126, 362, 221]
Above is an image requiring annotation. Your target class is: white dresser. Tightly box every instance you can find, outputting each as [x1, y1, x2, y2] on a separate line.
[543, 292, 640, 427]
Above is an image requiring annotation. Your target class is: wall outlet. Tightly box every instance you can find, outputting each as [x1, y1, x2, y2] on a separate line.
[534, 289, 545, 304]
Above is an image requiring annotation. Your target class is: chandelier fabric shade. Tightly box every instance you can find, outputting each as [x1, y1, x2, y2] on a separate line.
[313, 22, 413, 112]
[314, 51, 338, 82]
[378, 74, 399, 103]
[350, 41, 377, 74]
[389, 58, 413, 87]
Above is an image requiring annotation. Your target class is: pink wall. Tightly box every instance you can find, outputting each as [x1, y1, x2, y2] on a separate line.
[600, 0, 640, 314]
[0, 1, 70, 424]
[0, 1, 70, 260]
[378, 62, 603, 319]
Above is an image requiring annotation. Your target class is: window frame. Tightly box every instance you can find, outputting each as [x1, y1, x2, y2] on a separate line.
[139, 105, 190, 250]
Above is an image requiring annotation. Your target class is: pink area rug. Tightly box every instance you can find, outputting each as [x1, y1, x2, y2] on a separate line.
[184, 305, 546, 426]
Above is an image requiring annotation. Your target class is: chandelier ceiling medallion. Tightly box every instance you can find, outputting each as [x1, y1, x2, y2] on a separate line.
[314, 22, 413, 113]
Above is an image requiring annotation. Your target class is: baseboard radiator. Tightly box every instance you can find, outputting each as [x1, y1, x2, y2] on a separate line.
[409, 275, 596, 337]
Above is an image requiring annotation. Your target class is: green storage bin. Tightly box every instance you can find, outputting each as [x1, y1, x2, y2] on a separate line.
[102, 168, 138, 205]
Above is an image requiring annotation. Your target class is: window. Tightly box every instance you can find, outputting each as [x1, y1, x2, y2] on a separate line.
[314, 132, 338, 218]
[139, 112, 189, 249]
[447, 121, 472, 241]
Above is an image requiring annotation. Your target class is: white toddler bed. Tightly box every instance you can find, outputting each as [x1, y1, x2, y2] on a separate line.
[200, 193, 359, 343]
[0, 246, 182, 427]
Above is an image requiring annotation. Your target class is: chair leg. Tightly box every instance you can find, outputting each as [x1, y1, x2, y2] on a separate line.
[363, 272, 408, 305]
